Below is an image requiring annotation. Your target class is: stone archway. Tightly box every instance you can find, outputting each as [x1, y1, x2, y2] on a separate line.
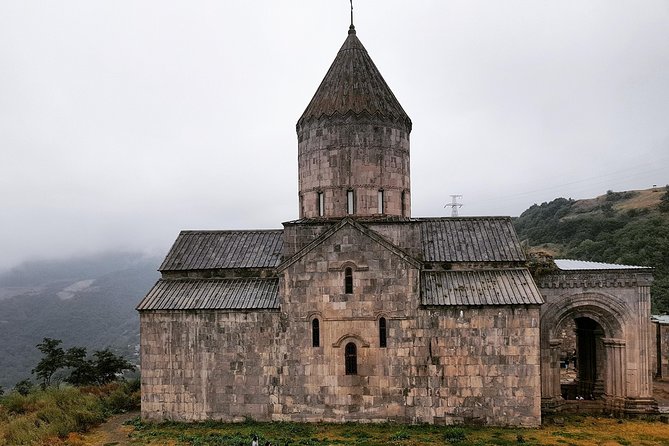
[540, 292, 630, 413]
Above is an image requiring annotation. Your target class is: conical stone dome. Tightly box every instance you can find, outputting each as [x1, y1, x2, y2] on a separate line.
[297, 27, 412, 132]
[297, 26, 412, 220]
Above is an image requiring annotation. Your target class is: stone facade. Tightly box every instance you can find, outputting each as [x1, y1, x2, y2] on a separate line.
[137, 24, 656, 427]
[298, 121, 410, 219]
[139, 219, 544, 426]
[537, 267, 656, 414]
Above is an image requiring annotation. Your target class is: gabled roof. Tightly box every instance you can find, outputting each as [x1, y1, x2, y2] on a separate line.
[159, 230, 283, 271]
[297, 27, 411, 131]
[421, 269, 543, 306]
[419, 218, 525, 262]
[137, 278, 279, 310]
[278, 218, 421, 272]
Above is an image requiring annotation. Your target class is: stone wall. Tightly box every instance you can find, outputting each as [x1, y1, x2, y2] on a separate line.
[297, 121, 410, 218]
[140, 310, 284, 422]
[140, 222, 543, 426]
[272, 221, 541, 425]
[654, 323, 669, 378]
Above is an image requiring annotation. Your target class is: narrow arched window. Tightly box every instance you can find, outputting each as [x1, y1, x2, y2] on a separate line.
[347, 189, 355, 215]
[344, 267, 353, 294]
[345, 342, 357, 375]
[379, 317, 387, 348]
[312, 318, 320, 347]
[378, 190, 385, 214]
[299, 194, 304, 219]
[317, 192, 324, 217]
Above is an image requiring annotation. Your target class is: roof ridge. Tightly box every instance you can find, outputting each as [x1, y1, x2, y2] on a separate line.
[179, 229, 283, 234]
[414, 216, 512, 221]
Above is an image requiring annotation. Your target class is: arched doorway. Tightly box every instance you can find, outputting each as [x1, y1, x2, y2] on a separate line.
[555, 317, 607, 401]
[541, 293, 629, 413]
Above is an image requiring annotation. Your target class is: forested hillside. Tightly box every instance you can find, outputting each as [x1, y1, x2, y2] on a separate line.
[0, 253, 160, 389]
[514, 187, 669, 312]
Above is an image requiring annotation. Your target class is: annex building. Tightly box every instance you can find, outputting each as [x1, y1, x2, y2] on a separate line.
[137, 24, 656, 426]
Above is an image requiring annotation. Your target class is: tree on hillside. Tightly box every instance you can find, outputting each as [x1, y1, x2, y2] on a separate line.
[92, 349, 136, 384]
[65, 347, 135, 386]
[64, 346, 97, 386]
[514, 194, 669, 312]
[32, 338, 67, 388]
[31, 339, 136, 388]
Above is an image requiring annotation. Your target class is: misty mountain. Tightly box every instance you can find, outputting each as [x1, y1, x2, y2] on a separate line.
[0, 252, 160, 389]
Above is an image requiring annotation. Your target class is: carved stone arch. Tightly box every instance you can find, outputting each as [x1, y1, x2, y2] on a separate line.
[305, 311, 323, 322]
[541, 291, 631, 344]
[341, 261, 357, 271]
[332, 333, 370, 348]
[540, 291, 633, 411]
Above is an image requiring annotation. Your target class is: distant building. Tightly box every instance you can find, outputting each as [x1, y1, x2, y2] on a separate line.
[137, 23, 656, 426]
[652, 315, 669, 378]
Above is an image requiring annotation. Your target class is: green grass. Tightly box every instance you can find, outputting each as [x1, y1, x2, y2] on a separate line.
[0, 380, 139, 446]
[124, 416, 669, 446]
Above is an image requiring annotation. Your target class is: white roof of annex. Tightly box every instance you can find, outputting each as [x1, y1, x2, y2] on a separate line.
[554, 259, 650, 271]
[651, 315, 669, 325]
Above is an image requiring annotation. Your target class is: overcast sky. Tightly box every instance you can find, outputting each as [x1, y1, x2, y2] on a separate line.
[1, 1, 668, 271]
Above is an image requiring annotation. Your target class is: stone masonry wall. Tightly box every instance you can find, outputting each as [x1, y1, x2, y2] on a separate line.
[140, 310, 284, 422]
[298, 121, 410, 218]
[278, 223, 541, 426]
[140, 224, 542, 426]
[654, 323, 669, 378]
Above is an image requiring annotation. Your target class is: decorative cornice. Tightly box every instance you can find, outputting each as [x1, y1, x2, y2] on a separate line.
[536, 271, 653, 289]
[301, 185, 408, 194]
[297, 109, 412, 133]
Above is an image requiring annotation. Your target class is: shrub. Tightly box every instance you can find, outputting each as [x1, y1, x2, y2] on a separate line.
[389, 430, 410, 440]
[13, 379, 33, 396]
[101, 382, 141, 413]
[443, 426, 467, 443]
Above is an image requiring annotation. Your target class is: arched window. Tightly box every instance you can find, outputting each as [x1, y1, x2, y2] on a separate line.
[377, 189, 385, 214]
[299, 194, 304, 218]
[345, 342, 357, 375]
[379, 317, 387, 348]
[347, 189, 355, 215]
[317, 191, 324, 217]
[312, 318, 320, 347]
[344, 267, 353, 294]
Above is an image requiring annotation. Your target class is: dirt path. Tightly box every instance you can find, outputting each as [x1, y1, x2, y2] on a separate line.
[77, 411, 139, 446]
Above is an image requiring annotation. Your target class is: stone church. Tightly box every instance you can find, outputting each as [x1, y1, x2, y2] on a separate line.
[137, 23, 656, 426]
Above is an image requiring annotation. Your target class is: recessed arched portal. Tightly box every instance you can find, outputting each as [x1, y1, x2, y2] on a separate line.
[540, 292, 630, 412]
[556, 317, 607, 400]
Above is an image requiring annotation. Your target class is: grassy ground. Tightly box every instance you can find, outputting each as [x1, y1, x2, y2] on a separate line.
[0, 381, 139, 446]
[119, 416, 669, 446]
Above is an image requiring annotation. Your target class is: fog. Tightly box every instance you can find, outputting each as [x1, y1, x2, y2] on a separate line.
[1, 1, 668, 271]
